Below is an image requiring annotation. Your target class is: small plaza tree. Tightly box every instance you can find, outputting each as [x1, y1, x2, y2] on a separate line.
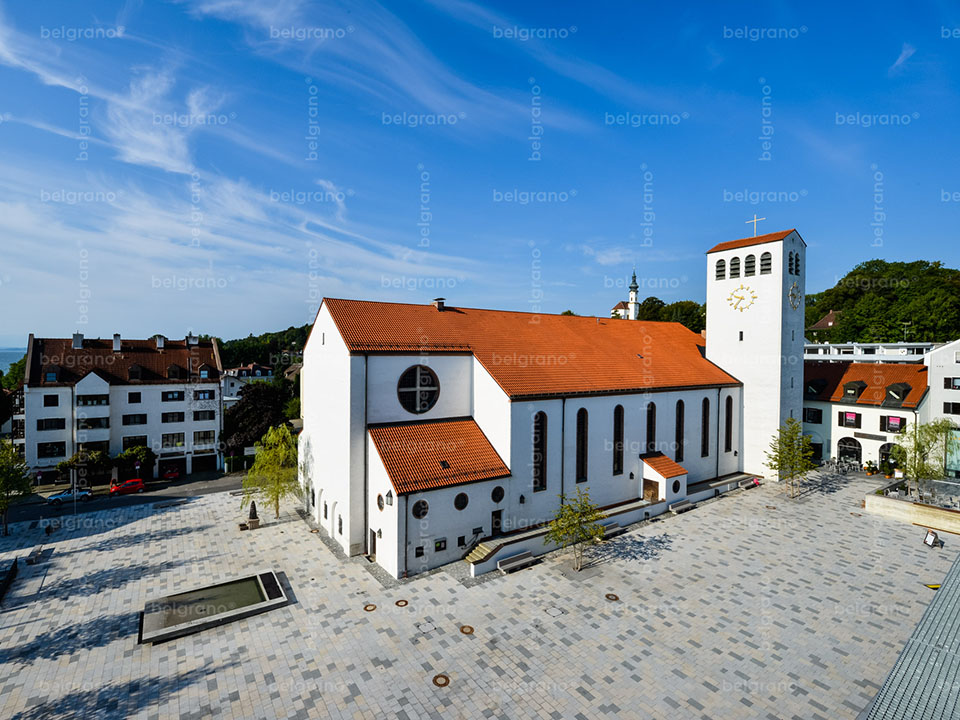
[897, 418, 959, 498]
[765, 417, 817, 499]
[0, 440, 32, 536]
[241, 424, 301, 520]
[544, 487, 606, 572]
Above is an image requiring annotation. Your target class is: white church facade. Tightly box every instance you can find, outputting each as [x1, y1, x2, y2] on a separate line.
[299, 229, 807, 577]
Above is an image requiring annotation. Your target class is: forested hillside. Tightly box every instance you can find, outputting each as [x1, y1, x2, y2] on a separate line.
[805, 260, 960, 342]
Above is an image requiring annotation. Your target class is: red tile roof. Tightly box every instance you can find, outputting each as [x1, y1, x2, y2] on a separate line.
[368, 417, 510, 494]
[322, 299, 739, 399]
[611, 301, 629, 310]
[804, 361, 928, 408]
[642, 453, 688, 479]
[808, 310, 840, 331]
[25, 336, 221, 387]
[706, 229, 798, 254]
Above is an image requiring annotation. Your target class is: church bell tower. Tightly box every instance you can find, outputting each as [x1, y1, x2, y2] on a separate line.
[705, 228, 805, 476]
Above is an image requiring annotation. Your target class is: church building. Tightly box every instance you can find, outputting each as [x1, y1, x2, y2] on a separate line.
[298, 229, 807, 577]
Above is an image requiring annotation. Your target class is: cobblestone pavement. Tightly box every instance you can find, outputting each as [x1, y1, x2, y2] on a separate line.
[0, 475, 953, 719]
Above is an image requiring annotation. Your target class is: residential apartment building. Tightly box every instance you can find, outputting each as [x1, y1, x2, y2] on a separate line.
[20, 332, 223, 481]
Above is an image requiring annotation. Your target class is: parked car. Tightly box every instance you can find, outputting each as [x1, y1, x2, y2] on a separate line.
[161, 467, 181, 480]
[47, 488, 92, 506]
[110, 478, 145, 496]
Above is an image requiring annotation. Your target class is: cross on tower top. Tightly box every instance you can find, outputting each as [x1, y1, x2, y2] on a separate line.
[745, 214, 766, 237]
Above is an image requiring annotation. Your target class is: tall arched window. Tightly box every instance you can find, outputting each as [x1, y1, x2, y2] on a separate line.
[576, 408, 588, 482]
[724, 395, 734, 453]
[744, 254, 756, 276]
[646, 402, 657, 454]
[760, 252, 772, 274]
[532, 411, 547, 492]
[675, 400, 685, 462]
[701, 398, 710, 457]
[729, 257, 741, 278]
[715, 259, 726, 280]
[612, 405, 624, 475]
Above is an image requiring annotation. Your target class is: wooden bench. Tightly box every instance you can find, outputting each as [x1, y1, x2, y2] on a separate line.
[602, 522, 625, 540]
[738, 478, 759, 490]
[25, 547, 43, 565]
[668, 500, 694, 514]
[497, 551, 536, 574]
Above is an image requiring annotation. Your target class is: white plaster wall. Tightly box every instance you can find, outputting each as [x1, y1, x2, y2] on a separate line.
[924, 339, 960, 425]
[366, 444, 401, 578]
[472, 358, 511, 466]
[400, 477, 508, 576]
[366, 355, 472, 425]
[803, 399, 916, 466]
[299, 303, 364, 555]
[24, 386, 73, 470]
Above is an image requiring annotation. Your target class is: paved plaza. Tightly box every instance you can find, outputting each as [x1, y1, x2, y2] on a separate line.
[0, 475, 954, 719]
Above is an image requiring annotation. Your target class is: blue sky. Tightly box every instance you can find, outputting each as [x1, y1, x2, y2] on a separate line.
[1, 0, 958, 347]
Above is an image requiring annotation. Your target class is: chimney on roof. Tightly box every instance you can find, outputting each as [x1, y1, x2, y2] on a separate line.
[112, 333, 121, 353]
[186, 333, 198, 346]
[72, 333, 83, 350]
[155, 334, 165, 350]
[433, 298, 445, 312]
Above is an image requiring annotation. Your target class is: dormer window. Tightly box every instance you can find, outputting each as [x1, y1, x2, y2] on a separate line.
[841, 380, 867, 403]
[43, 365, 60, 383]
[167, 364, 184, 380]
[882, 382, 911, 408]
[128, 364, 143, 381]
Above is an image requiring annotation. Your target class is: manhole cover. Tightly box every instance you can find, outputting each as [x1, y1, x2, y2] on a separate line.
[432, 674, 450, 687]
[765, 505, 777, 510]
[544, 607, 565, 618]
[416, 622, 436, 633]
[605, 593, 619, 602]
[363, 604, 377, 612]
[395, 600, 409, 607]
[460, 625, 474, 635]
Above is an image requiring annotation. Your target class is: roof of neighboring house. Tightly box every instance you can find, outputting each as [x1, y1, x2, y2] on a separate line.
[24, 335, 221, 387]
[321, 298, 740, 399]
[368, 417, 510, 495]
[283, 363, 303, 378]
[706, 228, 799, 254]
[808, 309, 841, 331]
[803, 361, 928, 409]
[641, 452, 688, 479]
[226, 363, 273, 374]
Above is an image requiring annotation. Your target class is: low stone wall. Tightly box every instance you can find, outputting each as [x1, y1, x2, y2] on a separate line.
[864, 492, 960, 536]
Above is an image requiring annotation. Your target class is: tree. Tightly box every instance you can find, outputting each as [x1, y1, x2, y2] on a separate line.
[897, 419, 959, 498]
[765, 417, 817, 499]
[0, 440, 31, 536]
[560, 310, 578, 316]
[223, 381, 289, 455]
[284, 396, 301, 420]
[636, 296, 666, 322]
[57, 450, 113, 484]
[114, 445, 158, 479]
[241, 424, 301, 519]
[544, 487, 606, 571]
[1, 356, 25, 391]
[662, 300, 706, 333]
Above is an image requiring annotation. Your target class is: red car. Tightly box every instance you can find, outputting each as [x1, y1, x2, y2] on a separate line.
[162, 468, 181, 480]
[110, 478, 145, 496]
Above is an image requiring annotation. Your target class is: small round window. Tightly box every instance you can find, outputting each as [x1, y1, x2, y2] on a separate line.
[454, 493, 468, 511]
[671, 480, 681, 494]
[491, 486, 504, 503]
[377, 494, 384, 511]
[412, 500, 429, 519]
[397, 365, 440, 414]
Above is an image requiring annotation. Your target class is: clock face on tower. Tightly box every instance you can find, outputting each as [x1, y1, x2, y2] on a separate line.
[788, 281, 802, 310]
[727, 283, 758, 312]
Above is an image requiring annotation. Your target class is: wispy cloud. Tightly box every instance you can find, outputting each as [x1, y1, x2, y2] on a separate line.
[889, 42, 915, 75]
